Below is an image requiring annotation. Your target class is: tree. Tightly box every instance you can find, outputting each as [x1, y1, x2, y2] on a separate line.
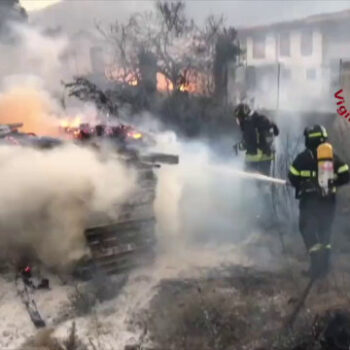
[195, 15, 241, 100]
[98, 1, 241, 98]
[98, 1, 201, 93]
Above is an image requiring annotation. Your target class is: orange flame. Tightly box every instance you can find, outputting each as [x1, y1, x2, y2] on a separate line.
[156, 73, 198, 93]
[105, 65, 202, 94]
[0, 87, 62, 136]
[128, 78, 138, 86]
[59, 116, 82, 129]
[157, 73, 173, 92]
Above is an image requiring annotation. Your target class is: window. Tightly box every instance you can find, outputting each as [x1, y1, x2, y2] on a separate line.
[306, 68, 316, 80]
[279, 32, 290, 57]
[252, 35, 265, 59]
[301, 29, 313, 56]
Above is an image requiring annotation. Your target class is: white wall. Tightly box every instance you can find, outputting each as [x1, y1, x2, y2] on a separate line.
[244, 28, 323, 67]
[239, 27, 332, 111]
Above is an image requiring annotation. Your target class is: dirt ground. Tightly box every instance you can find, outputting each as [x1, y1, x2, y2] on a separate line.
[132, 240, 350, 350]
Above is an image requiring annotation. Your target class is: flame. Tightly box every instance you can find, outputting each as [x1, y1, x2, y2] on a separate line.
[156, 73, 198, 93]
[179, 84, 186, 92]
[105, 65, 139, 86]
[127, 131, 143, 140]
[128, 78, 138, 87]
[157, 73, 173, 92]
[105, 65, 202, 94]
[60, 116, 81, 129]
[0, 87, 60, 136]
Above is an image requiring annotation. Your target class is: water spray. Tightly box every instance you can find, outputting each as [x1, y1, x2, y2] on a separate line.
[213, 165, 289, 186]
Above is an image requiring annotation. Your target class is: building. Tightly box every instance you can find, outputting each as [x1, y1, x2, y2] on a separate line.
[234, 9, 350, 111]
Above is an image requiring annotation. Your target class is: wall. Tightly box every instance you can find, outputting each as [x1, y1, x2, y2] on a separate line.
[236, 26, 332, 111]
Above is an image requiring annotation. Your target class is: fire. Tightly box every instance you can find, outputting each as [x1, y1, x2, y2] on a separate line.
[105, 65, 139, 86]
[179, 84, 186, 92]
[127, 130, 143, 139]
[0, 87, 60, 136]
[128, 78, 138, 86]
[105, 64, 202, 93]
[59, 116, 82, 129]
[156, 73, 198, 93]
[157, 73, 174, 92]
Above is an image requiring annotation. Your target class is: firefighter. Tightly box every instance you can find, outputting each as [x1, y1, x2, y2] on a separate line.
[288, 125, 350, 279]
[233, 103, 279, 176]
[233, 103, 279, 225]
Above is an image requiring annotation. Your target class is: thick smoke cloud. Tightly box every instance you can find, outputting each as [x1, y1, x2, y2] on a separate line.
[0, 23, 69, 91]
[0, 144, 136, 270]
[0, 21, 138, 271]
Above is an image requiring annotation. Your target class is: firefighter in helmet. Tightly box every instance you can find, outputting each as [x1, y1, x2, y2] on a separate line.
[288, 125, 349, 279]
[233, 103, 279, 175]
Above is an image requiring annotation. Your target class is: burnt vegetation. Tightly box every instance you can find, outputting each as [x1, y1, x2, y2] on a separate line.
[134, 266, 350, 350]
[65, 1, 241, 139]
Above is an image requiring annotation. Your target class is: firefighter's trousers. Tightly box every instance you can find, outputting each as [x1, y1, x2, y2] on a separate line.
[299, 195, 336, 278]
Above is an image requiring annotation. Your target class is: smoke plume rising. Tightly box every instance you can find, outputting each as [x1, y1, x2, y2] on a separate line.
[0, 144, 136, 270]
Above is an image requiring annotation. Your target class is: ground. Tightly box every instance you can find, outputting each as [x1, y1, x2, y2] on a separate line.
[1, 226, 348, 350]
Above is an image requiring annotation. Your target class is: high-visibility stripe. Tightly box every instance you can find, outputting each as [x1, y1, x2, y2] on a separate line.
[320, 126, 328, 137]
[245, 149, 274, 162]
[309, 243, 331, 253]
[289, 167, 317, 177]
[308, 128, 327, 138]
[338, 164, 349, 173]
[289, 166, 300, 176]
[309, 243, 323, 253]
[308, 132, 323, 138]
[300, 170, 317, 177]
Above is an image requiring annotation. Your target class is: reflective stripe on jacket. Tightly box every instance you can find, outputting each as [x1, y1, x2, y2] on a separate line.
[288, 147, 350, 198]
[245, 148, 274, 162]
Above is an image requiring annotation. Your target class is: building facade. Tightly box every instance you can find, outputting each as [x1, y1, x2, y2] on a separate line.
[234, 10, 350, 111]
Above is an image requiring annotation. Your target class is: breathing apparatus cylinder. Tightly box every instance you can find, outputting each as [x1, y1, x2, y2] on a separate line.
[317, 142, 334, 197]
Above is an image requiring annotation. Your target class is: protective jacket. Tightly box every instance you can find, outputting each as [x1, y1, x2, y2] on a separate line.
[238, 111, 279, 162]
[289, 148, 349, 199]
[288, 143, 349, 279]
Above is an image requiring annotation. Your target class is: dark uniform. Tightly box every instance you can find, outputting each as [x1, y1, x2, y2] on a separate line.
[234, 103, 279, 176]
[288, 125, 349, 278]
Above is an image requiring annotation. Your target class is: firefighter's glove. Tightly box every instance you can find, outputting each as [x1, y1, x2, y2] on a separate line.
[233, 141, 245, 155]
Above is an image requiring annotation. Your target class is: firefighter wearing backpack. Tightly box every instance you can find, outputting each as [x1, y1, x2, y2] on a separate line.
[233, 103, 279, 175]
[288, 125, 349, 279]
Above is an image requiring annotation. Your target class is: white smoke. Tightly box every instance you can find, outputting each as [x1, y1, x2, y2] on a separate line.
[0, 23, 70, 92]
[0, 144, 136, 270]
[0, 21, 140, 270]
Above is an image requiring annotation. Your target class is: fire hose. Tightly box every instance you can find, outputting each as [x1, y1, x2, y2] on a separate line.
[217, 167, 291, 186]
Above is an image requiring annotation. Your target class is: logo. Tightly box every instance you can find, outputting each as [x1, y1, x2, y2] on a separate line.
[335, 89, 350, 120]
